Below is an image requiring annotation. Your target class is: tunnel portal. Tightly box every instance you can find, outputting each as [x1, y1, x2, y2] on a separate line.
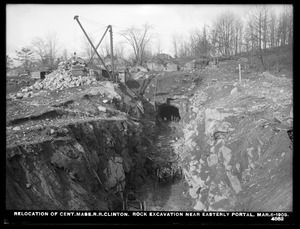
[157, 104, 181, 122]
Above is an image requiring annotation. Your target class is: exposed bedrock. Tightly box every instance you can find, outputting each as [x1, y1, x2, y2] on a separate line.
[172, 81, 293, 211]
[6, 119, 149, 210]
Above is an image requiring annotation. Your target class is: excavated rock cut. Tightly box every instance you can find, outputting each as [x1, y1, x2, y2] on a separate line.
[6, 119, 150, 211]
[172, 74, 293, 211]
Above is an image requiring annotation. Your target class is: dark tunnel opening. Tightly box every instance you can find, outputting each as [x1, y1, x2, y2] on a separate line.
[157, 104, 181, 122]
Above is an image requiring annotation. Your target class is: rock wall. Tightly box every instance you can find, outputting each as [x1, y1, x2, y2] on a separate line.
[6, 119, 148, 210]
[173, 73, 293, 211]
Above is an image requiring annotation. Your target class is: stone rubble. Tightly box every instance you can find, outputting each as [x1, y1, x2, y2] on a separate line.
[19, 58, 105, 94]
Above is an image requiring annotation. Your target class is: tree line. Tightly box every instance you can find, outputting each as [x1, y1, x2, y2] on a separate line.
[171, 5, 293, 70]
[7, 5, 292, 73]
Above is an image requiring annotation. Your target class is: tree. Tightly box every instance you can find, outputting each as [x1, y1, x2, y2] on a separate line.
[31, 36, 48, 67]
[212, 10, 237, 57]
[177, 34, 190, 58]
[114, 42, 125, 59]
[6, 55, 14, 69]
[201, 25, 210, 57]
[155, 37, 162, 55]
[120, 23, 155, 65]
[80, 34, 95, 60]
[286, 5, 293, 45]
[243, 20, 251, 53]
[233, 18, 243, 55]
[31, 31, 61, 70]
[46, 31, 60, 70]
[277, 5, 293, 46]
[269, 9, 277, 49]
[171, 33, 179, 58]
[210, 28, 220, 64]
[14, 47, 35, 72]
[247, 5, 271, 69]
[62, 49, 69, 60]
[188, 26, 211, 58]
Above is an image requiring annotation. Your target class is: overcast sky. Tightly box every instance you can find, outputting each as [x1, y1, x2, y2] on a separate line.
[6, 4, 287, 59]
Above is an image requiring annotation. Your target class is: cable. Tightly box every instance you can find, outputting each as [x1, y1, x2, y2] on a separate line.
[80, 16, 108, 28]
[89, 26, 109, 36]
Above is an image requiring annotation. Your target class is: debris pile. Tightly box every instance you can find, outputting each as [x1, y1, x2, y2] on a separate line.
[21, 58, 102, 94]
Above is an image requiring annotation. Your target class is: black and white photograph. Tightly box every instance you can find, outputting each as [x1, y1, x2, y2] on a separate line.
[5, 4, 293, 225]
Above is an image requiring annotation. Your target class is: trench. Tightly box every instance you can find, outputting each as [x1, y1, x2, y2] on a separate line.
[120, 90, 292, 212]
[122, 99, 194, 211]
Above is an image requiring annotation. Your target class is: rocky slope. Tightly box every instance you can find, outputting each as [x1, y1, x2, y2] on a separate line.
[172, 66, 293, 211]
[6, 81, 154, 210]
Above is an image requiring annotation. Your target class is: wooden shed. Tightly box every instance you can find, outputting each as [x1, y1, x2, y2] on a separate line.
[31, 71, 49, 80]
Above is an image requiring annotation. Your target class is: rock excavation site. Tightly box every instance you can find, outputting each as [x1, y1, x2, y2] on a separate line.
[6, 55, 293, 212]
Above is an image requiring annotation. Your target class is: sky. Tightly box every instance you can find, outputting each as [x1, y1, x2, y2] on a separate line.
[6, 4, 287, 60]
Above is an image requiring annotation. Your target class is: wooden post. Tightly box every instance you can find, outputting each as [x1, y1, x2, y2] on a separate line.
[109, 25, 115, 82]
[238, 64, 241, 83]
[153, 77, 158, 111]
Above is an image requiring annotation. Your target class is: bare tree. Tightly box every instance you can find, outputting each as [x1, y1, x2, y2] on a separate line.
[120, 23, 155, 65]
[101, 41, 111, 58]
[212, 10, 237, 57]
[247, 6, 270, 69]
[188, 26, 211, 58]
[286, 5, 293, 45]
[46, 31, 61, 70]
[277, 5, 293, 46]
[243, 20, 251, 53]
[80, 34, 95, 60]
[62, 49, 69, 60]
[200, 25, 210, 57]
[31, 31, 61, 70]
[269, 9, 277, 49]
[261, 6, 270, 51]
[233, 17, 243, 55]
[31, 36, 48, 67]
[210, 28, 219, 64]
[155, 37, 162, 55]
[178, 34, 190, 58]
[171, 33, 179, 58]
[188, 29, 197, 57]
[114, 42, 125, 59]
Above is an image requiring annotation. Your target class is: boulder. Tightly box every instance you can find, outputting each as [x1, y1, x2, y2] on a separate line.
[230, 87, 238, 95]
[23, 92, 32, 98]
[12, 126, 21, 131]
[97, 106, 107, 113]
[104, 157, 126, 189]
[16, 93, 24, 99]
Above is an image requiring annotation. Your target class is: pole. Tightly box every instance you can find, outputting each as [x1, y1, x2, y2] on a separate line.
[238, 64, 241, 83]
[88, 26, 110, 64]
[109, 25, 115, 82]
[154, 77, 158, 111]
[73, 15, 112, 79]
